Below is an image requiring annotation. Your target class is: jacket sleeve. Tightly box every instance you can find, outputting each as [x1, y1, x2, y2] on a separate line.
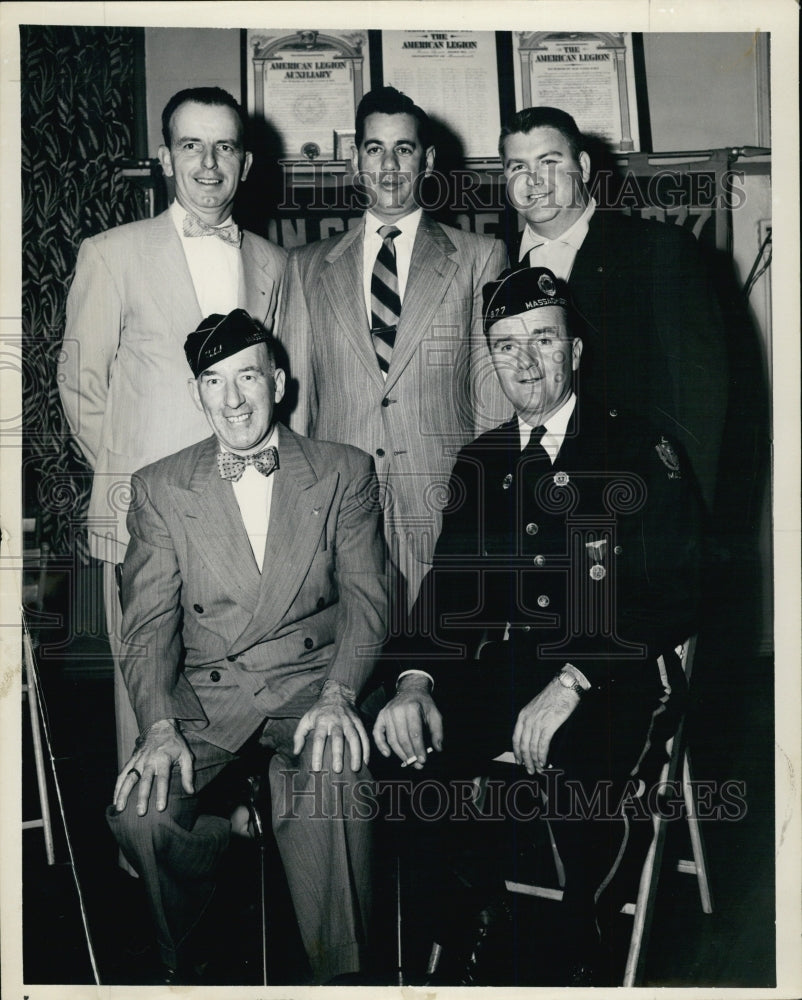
[59, 238, 122, 468]
[119, 472, 208, 734]
[324, 452, 388, 696]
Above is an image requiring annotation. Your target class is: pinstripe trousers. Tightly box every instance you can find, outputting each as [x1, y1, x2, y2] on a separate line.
[106, 717, 373, 983]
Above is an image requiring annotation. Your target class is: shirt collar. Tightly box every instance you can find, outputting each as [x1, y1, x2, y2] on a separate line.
[518, 392, 577, 453]
[365, 207, 423, 240]
[519, 197, 596, 260]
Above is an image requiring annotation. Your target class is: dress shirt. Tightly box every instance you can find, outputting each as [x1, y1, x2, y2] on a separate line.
[170, 199, 242, 317]
[518, 392, 577, 462]
[228, 426, 279, 572]
[361, 208, 423, 323]
[518, 198, 597, 279]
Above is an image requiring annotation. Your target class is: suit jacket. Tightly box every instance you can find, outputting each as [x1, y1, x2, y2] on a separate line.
[518, 211, 728, 511]
[120, 424, 387, 754]
[278, 214, 508, 603]
[409, 397, 703, 696]
[59, 209, 288, 561]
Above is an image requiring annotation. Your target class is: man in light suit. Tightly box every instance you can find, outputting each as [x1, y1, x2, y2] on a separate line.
[278, 86, 508, 612]
[107, 309, 387, 984]
[58, 87, 287, 775]
[499, 106, 727, 511]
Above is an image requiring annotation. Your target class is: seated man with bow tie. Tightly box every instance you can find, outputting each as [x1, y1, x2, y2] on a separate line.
[372, 267, 704, 985]
[107, 309, 387, 985]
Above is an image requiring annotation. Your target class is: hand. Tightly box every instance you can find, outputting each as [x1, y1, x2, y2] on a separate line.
[113, 719, 194, 816]
[373, 675, 443, 769]
[512, 678, 579, 774]
[292, 679, 369, 773]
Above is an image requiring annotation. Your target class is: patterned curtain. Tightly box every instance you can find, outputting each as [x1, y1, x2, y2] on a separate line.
[21, 25, 146, 555]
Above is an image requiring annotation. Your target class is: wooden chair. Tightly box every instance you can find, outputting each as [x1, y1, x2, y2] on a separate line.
[504, 636, 713, 985]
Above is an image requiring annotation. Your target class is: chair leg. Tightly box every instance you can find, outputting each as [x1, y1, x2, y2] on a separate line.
[681, 750, 713, 913]
[623, 809, 667, 987]
[246, 777, 268, 986]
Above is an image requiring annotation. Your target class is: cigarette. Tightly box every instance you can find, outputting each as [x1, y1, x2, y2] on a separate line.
[401, 747, 433, 768]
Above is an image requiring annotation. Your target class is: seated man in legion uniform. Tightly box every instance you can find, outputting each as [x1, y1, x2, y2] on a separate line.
[373, 266, 705, 986]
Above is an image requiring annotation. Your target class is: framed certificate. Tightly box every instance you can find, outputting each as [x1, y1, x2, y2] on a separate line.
[512, 31, 641, 152]
[247, 29, 370, 160]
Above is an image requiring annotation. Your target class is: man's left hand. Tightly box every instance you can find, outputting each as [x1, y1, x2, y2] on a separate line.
[512, 677, 580, 774]
[293, 679, 369, 773]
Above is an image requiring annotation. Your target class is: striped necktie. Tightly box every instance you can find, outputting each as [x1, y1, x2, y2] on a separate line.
[370, 225, 402, 377]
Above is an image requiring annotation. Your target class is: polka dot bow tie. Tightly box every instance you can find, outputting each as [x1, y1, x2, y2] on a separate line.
[217, 446, 279, 482]
[183, 213, 242, 248]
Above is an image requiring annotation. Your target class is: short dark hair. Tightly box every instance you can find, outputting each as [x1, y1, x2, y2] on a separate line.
[498, 106, 585, 162]
[161, 87, 247, 147]
[355, 86, 432, 149]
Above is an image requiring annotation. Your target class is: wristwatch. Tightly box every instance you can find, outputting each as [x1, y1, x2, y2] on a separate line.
[556, 667, 586, 696]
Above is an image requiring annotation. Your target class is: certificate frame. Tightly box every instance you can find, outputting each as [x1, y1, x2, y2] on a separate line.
[247, 28, 370, 161]
[513, 31, 641, 152]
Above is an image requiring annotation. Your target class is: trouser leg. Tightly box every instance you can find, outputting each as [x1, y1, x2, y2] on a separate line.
[263, 718, 373, 983]
[106, 735, 234, 971]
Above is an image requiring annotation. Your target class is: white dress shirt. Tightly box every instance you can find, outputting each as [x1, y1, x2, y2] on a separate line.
[170, 200, 242, 318]
[228, 425, 279, 573]
[361, 207, 423, 323]
[518, 198, 597, 279]
[518, 392, 577, 462]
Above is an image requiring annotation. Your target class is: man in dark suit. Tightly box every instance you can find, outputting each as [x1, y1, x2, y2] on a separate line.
[278, 86, 508, 610]
[59, 87, 287, 783]
[498, 106, 726, 512]
[373, 267, 703, 984]
[107, 310, 387, 984]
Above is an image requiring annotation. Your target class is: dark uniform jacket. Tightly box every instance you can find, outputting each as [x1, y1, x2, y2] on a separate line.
[408, 396, 704, 704]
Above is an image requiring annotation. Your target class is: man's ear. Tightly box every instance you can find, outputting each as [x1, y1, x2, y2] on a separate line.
[571, 338, 584, 371]
[273, 368, 286, 405]
[578, 151, 591, 184]
[188, 377, 203, 411]
[158, 145, 174, 178]
[240, 150, 253, 183]
[424, 145, 436, 177]
[350, 143, 360, 175]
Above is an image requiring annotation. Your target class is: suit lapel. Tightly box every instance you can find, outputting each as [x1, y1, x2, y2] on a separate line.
[142, 210, 203, 338]
[320, 224, 385, 388]
[385, 215, 458, 392]
[234, 426, 339, 649]
[241, 233, 274, 325]
[169, 437, 262, 611]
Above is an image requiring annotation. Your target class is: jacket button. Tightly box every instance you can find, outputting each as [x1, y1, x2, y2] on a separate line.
[381, 398, 390, 407]
[193, 604, 204, 613]
[609, 408, 618, 417]
[304, 637, 314, 650]
[533, 555, 546, 567]
[316, 597, 325, 610]
[525, 523, 538, 535]
[210, 670, 221, 682]
[226, 654, 237, 662]
[537, 594, 550, 608]
[614, 545, 623, 555]
[376, 447, 385, 457]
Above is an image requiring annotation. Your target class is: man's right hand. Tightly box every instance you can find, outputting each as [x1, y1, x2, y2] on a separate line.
[373, 674, 443, 769]
[113, 719, 194, 816]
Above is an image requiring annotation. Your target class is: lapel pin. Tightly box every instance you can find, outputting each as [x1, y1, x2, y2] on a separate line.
[502, 473, 513, 491]
[554, 471, 569, 486]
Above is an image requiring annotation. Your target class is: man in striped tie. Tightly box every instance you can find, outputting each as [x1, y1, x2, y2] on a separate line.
[373, 267, 703, 986]
[279, 86, 508, 615]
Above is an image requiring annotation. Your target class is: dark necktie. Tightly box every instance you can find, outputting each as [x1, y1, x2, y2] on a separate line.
[370, 225, 402, 377]
[217, 446, 279, 483]
[183, 212, 242, 248]
[521, 425, 549, 462]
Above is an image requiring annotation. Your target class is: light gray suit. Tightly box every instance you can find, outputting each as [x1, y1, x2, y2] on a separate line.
[278, 214, 508, 607]
[107, 424, 387, 982]
[59, 209, 288, 561]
